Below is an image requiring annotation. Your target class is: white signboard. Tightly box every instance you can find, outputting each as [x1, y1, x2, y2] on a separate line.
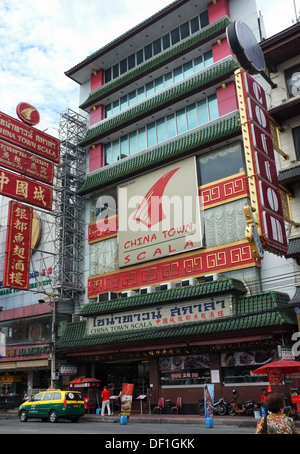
[117, 157, 203, 267]
[88, 296, 231, 335]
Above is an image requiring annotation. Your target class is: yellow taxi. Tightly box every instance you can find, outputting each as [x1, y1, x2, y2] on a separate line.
[18, 390, 85, 423]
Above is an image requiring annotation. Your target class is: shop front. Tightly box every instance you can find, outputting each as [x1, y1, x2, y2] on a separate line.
[56, 278, 298, 412]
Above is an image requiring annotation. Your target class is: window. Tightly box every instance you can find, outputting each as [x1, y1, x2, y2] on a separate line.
[32, 393, 44, 402]
[43, 392, 53, 401]
[180, 22, 190, 40]
[144, 43, 153, 60]
[221, 351, 276, 384]
[285, 64, 300, 98]
[292, 126, 300, 161]
[162, 33, 171, 50]
[160, 355, 210, 387]
[171, 27, 180, 45]
[198, 142, 246, 186]
[153, 38, 162, 55]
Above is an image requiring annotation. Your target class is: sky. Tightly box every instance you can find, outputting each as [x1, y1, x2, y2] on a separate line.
[0, 0, 299, 138]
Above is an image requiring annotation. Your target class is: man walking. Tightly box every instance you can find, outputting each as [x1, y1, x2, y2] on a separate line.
[101, 386, 111, 416]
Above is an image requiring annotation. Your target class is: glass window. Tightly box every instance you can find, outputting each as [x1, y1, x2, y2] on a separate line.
[156, 118, 166, 143]
[221, 351, 276, 384]
[104, 144, 112, 166]
[186, 104, 198, 130]
[144, 43, 153, 60]
[105, 104, 112, 119]
[137, 87, 145, 101]
[162, 33, 171, 50]
[53, 392, 61, 401]
[183, 61, 194, 78]
[198, 142, 245, 185]
[120, 95, 128, 111]
[171, 27, 180, 45]
[174, 66, 183, 83]
[138, 127, 146, 151]
[200, 10, 209, 28]
[112, 140, 120, 162]
[164, 72, 173, 88]
[197, 99, 209, 125]
[292, 126, 300, 161]
[176, 108, 188, 135]
[128, 91, 136, 106]
[285, 64, 300, 98]
[208, 94, 219, 121]
[120, 58, 127, 75]
[32, 393, 44, 402]
[112, 100, 120, 115]
[147, 122, 157, 147]
[191, 16, 200, 34]
[146, 81, 154, 96]
[155, 76, 164, 93]
[112, 63, 119, 79]
[129, 131, 138, 155]
[136, 49, 144, 65]
[120, 136, 128, 159]
[194, 56, 204, 73]
[166, 113, 176, 138]
[180, 22, 190, 40]
[105, 68, 112, 84]
[128, 53, 135, 70]
[153, 38, 162, 55]
[43, 392, 53, 401]
[204, 50, 213, 67]
[159, 355, 210, 387]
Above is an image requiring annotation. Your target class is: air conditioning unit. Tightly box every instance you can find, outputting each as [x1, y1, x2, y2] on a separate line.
[158, 282, 175, 291]
[98, 292, 118, 302]
[205, 273, 220, 282]
[181, 278, 198, 287]
[121, 290, 136, 298]
[140, 287, 154, 294]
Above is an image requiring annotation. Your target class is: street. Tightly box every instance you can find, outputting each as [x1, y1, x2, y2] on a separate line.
[0, 418, 255, 435]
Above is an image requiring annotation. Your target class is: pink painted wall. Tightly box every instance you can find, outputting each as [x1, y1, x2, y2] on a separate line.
[91, 69, 104, 92]
[89, 144, 104, 173]
[216, 81, 238, 116]
[212, 38, 233, 63]
[90, 105, 104, 126]
[208, 0, 230, 23]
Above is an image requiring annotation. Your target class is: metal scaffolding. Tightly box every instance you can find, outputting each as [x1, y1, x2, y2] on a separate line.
[54, 109, 87, 312]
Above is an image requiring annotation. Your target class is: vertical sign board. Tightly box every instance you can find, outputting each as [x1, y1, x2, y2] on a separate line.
[236, 68, 288, 255]
[3, 201, 33, 291]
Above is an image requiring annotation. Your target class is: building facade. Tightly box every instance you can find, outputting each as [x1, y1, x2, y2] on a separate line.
[57, 0, 299, 410]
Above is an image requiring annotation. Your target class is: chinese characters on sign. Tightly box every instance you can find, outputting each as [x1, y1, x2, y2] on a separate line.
[3, 201, 33, 291]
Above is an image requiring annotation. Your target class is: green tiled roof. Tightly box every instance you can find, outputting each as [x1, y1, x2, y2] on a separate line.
[78, 112, 241, 195]
[56, 283, 297, 351]
[80, 16, 231, 110]
[79, 278, 247, 317]
[80, 56, 239, 147]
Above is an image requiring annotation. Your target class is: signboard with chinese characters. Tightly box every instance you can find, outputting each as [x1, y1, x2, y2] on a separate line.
[0, 167, 53, 211]
[235, 68, 288, 255]
[87, 296, 231, 335]
[117, 157, 203, 268]
[0, 138, 54, 185]
[3, 201, 33, 290]
[0, 111, 60, 163]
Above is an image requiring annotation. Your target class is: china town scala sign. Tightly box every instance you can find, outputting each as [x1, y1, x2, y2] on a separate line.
[87, 296, 231, 335]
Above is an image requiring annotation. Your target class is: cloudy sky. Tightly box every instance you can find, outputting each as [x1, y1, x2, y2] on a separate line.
[0, 0, 298, 138]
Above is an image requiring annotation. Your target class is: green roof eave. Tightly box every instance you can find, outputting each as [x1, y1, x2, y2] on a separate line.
[79, 278, 248, 317]
[79, 16, 231, 110]
[56, 290, 297, 351]
[78, 111, 241, 195]
[79, 56, 239, 147]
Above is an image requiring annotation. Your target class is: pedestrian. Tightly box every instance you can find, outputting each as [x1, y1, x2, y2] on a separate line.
[101, 386, 111, 416]
[256, 393, 299, 434]
[260, 387, 268, 416]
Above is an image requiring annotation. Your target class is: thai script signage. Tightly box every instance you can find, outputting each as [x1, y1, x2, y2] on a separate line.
[236, 68, 288, 256]
[117, 157, 203, 267]
[87, 296, 231, 335]
[3, 201, 33, 291]
[0, 138, 54, 185]
[0, 111, 60, 163]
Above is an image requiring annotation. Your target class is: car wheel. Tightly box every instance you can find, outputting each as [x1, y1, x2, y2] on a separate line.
[49, 410, 58, 423]
[19, 410, 28, 422]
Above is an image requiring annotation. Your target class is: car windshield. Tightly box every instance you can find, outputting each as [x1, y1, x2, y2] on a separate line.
[65, 392, 83, 401]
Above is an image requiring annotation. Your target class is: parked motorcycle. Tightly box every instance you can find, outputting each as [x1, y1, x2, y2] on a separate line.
[197, 397, 228, 416]
[228, 390, 258, 416]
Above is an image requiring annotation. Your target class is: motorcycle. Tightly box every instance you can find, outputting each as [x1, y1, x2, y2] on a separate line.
[197, 397, 228, 416]
[228, 399, 258, 416]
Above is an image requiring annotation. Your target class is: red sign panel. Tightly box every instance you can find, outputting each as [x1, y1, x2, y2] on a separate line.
[16, 102, 40, 126]
[0, 167, 53, 211]
[3, 201, 33, 290]
[0, 111, 60, 163]
[241, 70, 288, 254]
[0, 139, 54, 185]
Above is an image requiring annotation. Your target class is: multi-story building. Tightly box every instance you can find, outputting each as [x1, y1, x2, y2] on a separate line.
[57, 0, 299, 410]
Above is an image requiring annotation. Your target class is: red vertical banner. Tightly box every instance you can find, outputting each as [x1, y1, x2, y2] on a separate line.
[120, 383, 134, 418]
[3, 201, 33, 290]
